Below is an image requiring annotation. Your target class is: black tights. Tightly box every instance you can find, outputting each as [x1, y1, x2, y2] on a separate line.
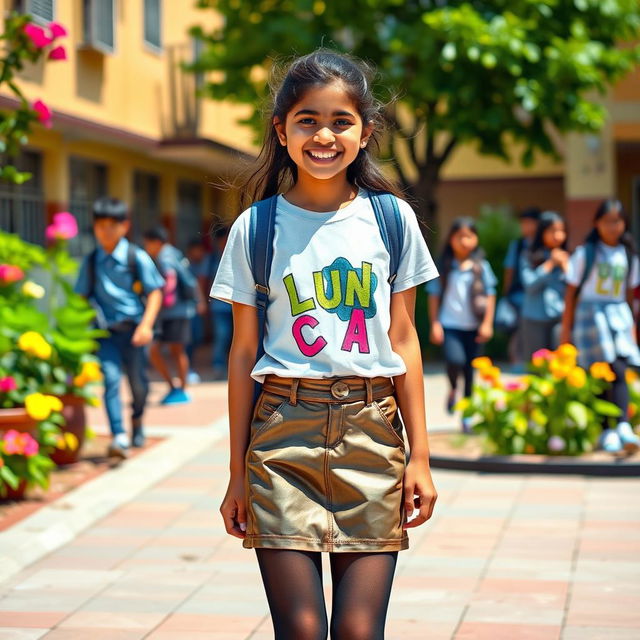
[255, 548, 398, 640]
[606, 357, 630, 428]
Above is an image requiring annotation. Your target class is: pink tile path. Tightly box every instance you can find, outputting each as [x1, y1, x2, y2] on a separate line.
[1, 369, 639, 639]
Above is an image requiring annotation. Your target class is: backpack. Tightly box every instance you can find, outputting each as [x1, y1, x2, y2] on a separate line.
[248, 190, 404, 402]
[576, 242, 634, 299]
[154, 247, 199, 304]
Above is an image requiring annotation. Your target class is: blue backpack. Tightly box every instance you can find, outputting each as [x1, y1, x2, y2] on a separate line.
[248, 190, 404, 401]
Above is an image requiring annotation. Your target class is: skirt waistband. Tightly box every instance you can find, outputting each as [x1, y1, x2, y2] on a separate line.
[261, 375, 395, 405]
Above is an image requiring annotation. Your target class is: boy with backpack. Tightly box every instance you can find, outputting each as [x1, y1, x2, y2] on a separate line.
[75, 198, 165, 459]
[143, 226, 198, 405]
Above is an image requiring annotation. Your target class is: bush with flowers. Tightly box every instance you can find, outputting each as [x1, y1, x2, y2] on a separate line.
[458, 344, 622, 455]
[0, 217, 106, 496]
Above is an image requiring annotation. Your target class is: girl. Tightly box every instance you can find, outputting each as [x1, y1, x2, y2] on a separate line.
[211, 50, 439, 640]
[561, 199, 640, 454]
[520, 211, 569, 359]
[427, 218, 497, 432]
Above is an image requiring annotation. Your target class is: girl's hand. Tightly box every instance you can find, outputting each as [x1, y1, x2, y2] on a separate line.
[476, 322, 493, 343]
[403, 458, 437, 529]
[220, 475, 247, 539]
[430, 322, 444, 345]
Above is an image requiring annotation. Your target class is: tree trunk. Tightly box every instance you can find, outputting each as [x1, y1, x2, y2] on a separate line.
[408, 162, 441, 241]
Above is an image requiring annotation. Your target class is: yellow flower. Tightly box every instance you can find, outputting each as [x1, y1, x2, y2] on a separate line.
[480, 366, 501, 383]
[549, 359, 571, 380]
[556, 343, 578, 365]
[590, 362, 616, 383]
[18, 331, 52, 360]
[24, 393, 61, 421]
[472, 356, 493, 370]
[21, 280, 45, 299]
[73, 361, 103, 387]
[455, 398, 470, 412]
[626, 370, 639, 384]
[567, 367, 587, 388]
[538, 380, 554, 396]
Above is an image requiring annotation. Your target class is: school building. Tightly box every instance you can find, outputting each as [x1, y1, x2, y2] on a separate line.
[0, 0, 253, 256]
[1, 1, 639, 253]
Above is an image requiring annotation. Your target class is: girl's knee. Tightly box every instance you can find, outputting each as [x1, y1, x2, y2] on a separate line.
[330, 612, 382, 640]
[277, 608, 327, 640]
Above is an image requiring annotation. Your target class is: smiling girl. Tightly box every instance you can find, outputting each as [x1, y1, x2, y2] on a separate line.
[210, 51, 439, 639]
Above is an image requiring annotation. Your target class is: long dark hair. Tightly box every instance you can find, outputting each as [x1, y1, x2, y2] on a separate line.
[437, 217, 484, 295]
[528, 210, 567, 267]
[584, 199, 637, 255]
[240, 49, 404, 207]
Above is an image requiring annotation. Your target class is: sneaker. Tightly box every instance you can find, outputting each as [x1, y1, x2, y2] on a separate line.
[160, 387, 192, 405]
[187, 370, 201, 385]
[599, 429, 623, 453]
[132, 418, 146, 448]
[107, 433, 130, 459]
[446, 390, 456, 415]
[616, 422, 640, 453]
[461, 417, 473, 434]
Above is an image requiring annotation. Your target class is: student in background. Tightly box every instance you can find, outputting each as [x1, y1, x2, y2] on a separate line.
[75, 198, 164, 458]
[207, 227, 233, 380]
[144, 226, 198, 406]
[503, 207, 541, 364]
[185, 237, 209, 383]
[521, 211, 569, 358]
[427, 217, 497, 432]
[561, 199, 640, 453]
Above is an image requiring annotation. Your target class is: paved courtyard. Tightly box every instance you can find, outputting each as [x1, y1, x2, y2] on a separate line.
[0, 370, 638, 639]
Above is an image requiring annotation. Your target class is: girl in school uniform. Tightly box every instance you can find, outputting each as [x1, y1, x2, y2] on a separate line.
[561, 199, 640, 453]
[427, 218, 497, 432]
[210, 50, 439, 639]
[520, 211, 569, 358]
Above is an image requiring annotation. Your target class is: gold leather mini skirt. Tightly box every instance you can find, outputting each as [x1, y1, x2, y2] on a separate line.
[243, 374, 409, 553]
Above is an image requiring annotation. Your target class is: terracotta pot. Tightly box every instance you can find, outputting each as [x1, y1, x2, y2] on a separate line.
[50, 394, 87, 466]
[0, 407, 38, 434]
[1, 479, 27, 501]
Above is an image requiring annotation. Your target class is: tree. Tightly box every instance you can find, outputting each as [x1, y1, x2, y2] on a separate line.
[190, 0, 640, 228]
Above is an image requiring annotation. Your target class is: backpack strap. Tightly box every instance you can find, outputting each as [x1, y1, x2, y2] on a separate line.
[368, 191, 404, 291]
[86, 248, 98, 298]
[575, 242, 596, 298]
[249, 195, 278, 403]
[508, 237, 526, 294]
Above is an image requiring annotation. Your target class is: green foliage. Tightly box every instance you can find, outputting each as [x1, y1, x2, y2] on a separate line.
[190, 0, 640, 221]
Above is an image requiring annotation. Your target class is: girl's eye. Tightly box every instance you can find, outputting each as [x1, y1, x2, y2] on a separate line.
[335, 119, 352, 127]
[298, 118, 316, 125]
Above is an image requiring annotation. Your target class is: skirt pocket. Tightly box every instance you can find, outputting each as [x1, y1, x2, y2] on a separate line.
[249, 392, 287, 446]
[372, 396, 406, 451]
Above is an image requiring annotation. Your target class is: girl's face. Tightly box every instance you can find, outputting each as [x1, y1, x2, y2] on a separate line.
[273, 82, 371, 182]
[450, 227, 478, 258]
[596, 209, 626, 246]
[542, 221, 566, 249]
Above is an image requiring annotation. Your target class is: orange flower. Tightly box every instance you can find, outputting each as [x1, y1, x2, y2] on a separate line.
[472, 357, 492, 370]
[556, 343, 578, 365]
[549, 359, 571, 380]
[590, 362, 616, 383]
[567, 367, 587, 388]
[626, 370, 639, 384]
[480, 366, 501, 383]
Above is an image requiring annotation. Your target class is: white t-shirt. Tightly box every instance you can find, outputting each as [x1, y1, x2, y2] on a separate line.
[567, 243, 640, 302]
[210, 191, 439, 382]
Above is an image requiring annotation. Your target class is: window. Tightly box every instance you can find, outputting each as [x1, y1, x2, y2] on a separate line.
[144, 0, 162, 50]
[0, 151, 46, 245]
[132, 171, 161, 241]
[68, 157, 108, 256]
[13, 1, 55, 23]
[176, 181, 203, 251]
[83, 0, 115, 54]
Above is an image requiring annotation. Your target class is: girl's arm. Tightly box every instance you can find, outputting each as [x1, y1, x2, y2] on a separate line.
[560, 285, 578, 345]
[428, 294, 444, 345]
[389, 287, 438, 528]
[503, 267, 514, 295]
[219, 301, 258, 539]
[477, 294, 496, 343]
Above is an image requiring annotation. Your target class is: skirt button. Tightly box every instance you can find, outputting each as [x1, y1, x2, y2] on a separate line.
[330, 381, 350, 399]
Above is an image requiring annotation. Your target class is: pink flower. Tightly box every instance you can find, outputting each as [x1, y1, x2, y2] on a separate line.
[45, 212, 78, 241]
[548, 436, 566, 452]
[0, 377, 17, 393]
[532, 349, 552, 361]
[24, 23, 52, 48]
[32, 100, 52, 128]
[48, 45, 67, 61]
[2, 430, 39, 457]
[0, 264, 25, 284]
[505, 381, 524, 392]
[23, 433, 39, 457]
[48, 22, 68, 39]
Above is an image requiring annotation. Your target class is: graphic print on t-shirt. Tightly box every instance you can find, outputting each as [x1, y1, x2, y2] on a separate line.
[283, 257, 378, 357]
[595, 262, 626, 297]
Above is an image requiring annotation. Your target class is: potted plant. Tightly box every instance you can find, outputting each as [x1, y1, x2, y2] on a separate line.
[458, 344, 622, 455]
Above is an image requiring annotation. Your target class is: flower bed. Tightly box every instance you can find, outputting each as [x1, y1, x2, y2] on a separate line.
[458, 345, 626, 456]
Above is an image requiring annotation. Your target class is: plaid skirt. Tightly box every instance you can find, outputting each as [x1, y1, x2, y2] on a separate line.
[574, 300, 640, 368]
